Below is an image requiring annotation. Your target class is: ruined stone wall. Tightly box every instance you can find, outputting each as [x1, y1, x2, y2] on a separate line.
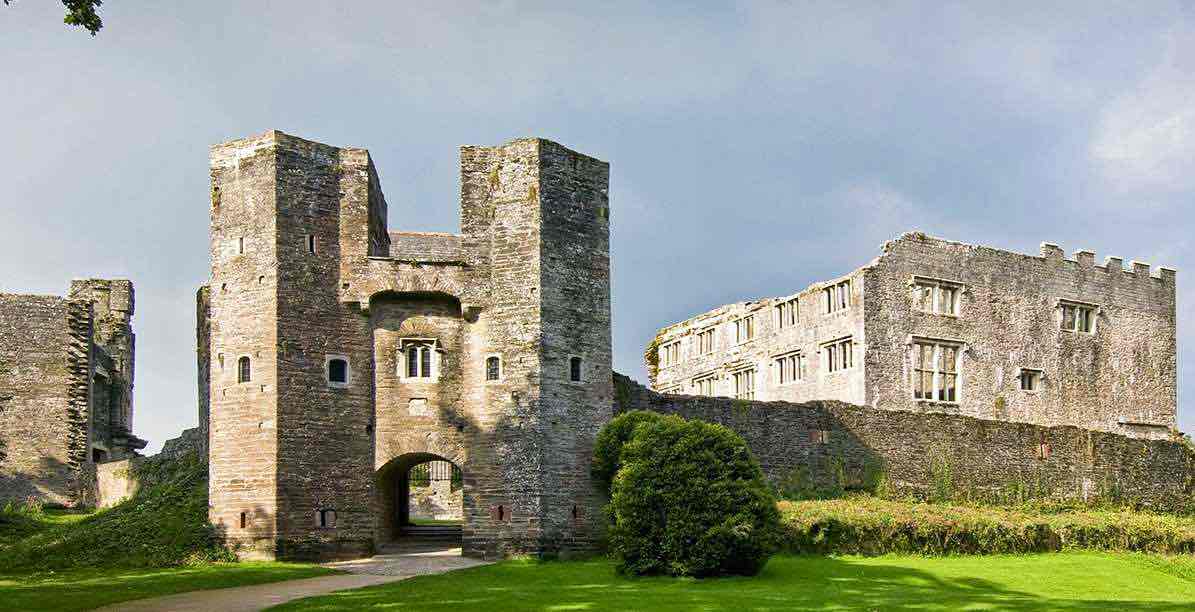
[196, 285, 210, 451]
[0, 295, 81, 505]
[68, 279, 137, 457]
[864, 233, 1177, 438]
[615, 374, 1194, 511]
[651, 269, 867, 406]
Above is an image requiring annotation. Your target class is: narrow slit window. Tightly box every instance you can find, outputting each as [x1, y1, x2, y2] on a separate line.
[306, 234, 317, 254]
[237, 356, 251, 383]
[486, 356, 501, 381]
[569, 356, 583, 382]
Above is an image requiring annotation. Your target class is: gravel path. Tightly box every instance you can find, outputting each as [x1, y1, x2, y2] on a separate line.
[94, 546, 489, 612]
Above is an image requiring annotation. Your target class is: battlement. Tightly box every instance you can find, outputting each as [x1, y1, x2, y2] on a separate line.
[1037, 240, 1175, 282]
[209, 129, 361, 169]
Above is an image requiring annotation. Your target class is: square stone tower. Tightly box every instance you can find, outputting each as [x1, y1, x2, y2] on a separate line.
[205, 131, 611, 560]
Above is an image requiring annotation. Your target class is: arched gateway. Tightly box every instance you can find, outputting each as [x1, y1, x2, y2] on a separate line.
[203, 131, 612, 561]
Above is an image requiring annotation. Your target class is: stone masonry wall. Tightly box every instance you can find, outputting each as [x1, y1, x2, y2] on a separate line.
[865, 232, 1177, 438]
[208, 133, 282, 558]
[652, 269, 866, 406]
[650, 232, 1177, 440]
[616, 374, 1195, 511]
[0, 295, 79, 505]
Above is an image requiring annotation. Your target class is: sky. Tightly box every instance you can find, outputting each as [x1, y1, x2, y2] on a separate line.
[3, 1, 1194, 453]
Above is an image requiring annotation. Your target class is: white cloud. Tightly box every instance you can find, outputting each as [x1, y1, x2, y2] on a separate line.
[1091, 29, 1195, 194]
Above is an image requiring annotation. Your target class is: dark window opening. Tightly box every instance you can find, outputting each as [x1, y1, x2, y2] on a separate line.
[328, 358, 348, 384]
[486, 356, 501, 381]
[239, 511, 248, 529]
[306, 234, 316, 254]
[497, 505, 505, 521]
[317, 508, 336, 528]
[569, 356, 582, 382]
[237, 356, 251, 383]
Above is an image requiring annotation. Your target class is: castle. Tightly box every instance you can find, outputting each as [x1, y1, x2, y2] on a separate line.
[0, 280, 144, 505]
[649, 233, 1178, 440]
[199, 131, 611, 560]
[2, 130, 1191, 563]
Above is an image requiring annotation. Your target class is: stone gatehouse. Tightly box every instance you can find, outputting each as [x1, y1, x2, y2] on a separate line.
[0, 279, 145, 505]
[200, 131, 611, 560]
[649, 232, 1177, 440]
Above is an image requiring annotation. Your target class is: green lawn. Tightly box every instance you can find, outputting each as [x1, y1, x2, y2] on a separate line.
[0, 562, 339, 612]
[0, 508, 92, 548]
[273, 552, 1195, 611]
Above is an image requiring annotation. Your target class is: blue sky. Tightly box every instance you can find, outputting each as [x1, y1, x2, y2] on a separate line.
[3, 1, 1193, 451]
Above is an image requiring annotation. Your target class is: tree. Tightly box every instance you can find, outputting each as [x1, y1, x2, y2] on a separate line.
[4, 0, 103, 35]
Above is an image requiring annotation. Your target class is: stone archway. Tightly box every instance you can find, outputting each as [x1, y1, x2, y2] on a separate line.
[376, 452, 464, 543]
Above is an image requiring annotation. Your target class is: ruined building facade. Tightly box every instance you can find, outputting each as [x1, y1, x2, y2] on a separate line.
[0, 280, 144, 505]
[200, 131, 611, 560]
[650, 233, 1177, 440]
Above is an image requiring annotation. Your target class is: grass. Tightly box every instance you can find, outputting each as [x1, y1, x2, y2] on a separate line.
[272, 552, 1195, 611]
[0, 508, 91, 548]
[0, 452, 234, 572]
[0, 562, 338, 612]
[780, 495, 1195, 555]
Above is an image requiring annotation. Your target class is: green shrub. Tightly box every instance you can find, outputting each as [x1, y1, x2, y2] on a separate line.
[591, 410, 667, 492]
[607, 415, 781, 577]
[0, 452, 234, 572]
[779, 496, 1195, 556]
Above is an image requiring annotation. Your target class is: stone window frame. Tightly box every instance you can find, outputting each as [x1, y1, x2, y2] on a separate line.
[303, 233, 317, 254]
[696, 327, 716, 355]
[398, 338, 440, 382]
[236, 355, 252, 384]
[692, 372, 719, 396]
[1019, 368, 1043, 393]
[484, 354, 503, 383]
[909, 335, 965, 404]
[910, 275, 964, 317]
[325, 354, 351, 389]
[733, 315, 756, 345]
[316, 508, 337, 529]
[658, 340, 681, 368]
[775, 297, 800, 329]
[821, 336, 855, 374]
[1057, 299, 1100, 334]
[731, 365, 757, 400]
[823, 280, 851, 315]
[772, 350, 807, 385]
[568, 355, 584, 383]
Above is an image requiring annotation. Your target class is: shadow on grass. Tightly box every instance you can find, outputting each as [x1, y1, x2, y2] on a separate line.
[0, 562, 337, 612]
[271, 554, 1195, 611]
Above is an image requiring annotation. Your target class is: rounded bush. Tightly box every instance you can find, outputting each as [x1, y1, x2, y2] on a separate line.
[591, 410, 667, 492]
[607, 415, 781, 577]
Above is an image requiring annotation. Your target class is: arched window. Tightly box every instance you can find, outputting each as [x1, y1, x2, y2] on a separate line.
[328, 357, 348, 385]
[237, 356, 251, 383]
[401, 340, 437, 380]
[485, 356, 501, 381]
[569, 356, 583, 382]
